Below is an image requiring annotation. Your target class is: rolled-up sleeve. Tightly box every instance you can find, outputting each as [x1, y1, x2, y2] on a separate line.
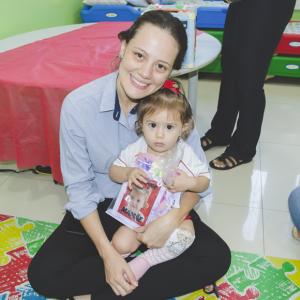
[60, 97, 104, 220]
[185, 125, 212, 202]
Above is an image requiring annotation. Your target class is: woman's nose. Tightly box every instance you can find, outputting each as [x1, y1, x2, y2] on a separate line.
[138, 62, 152, 80]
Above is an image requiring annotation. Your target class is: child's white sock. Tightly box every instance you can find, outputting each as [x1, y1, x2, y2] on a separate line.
[127, 228, 195, 281]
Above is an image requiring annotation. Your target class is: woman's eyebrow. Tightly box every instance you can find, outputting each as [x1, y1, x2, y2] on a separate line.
[134, 47, 171, 66]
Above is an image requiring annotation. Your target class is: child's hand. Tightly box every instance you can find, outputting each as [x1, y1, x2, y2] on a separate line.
[126, 167, 148, 189]
[164, 169, 190, 193]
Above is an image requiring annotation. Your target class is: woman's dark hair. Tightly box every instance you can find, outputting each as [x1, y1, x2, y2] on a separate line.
[117, 10, 188, 70]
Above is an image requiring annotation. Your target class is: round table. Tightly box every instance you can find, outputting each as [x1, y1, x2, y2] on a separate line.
[0, 23, 221, 115]
[0, 23, 221, 182]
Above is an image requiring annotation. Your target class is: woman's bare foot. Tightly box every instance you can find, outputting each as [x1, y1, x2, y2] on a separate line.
[74, 295, 91, 300]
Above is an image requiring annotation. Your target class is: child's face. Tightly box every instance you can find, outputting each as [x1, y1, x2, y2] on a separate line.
[142, 109, 189, 155]
[129, 189, 147, 214]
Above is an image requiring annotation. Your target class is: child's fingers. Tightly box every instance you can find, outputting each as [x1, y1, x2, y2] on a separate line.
[133, 178, 143, 188]
[137, 170, 148, 182]
[128, 179, 132, 189]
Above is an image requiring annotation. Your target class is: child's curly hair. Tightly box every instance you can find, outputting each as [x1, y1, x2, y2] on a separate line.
[135, 79, 194, 140]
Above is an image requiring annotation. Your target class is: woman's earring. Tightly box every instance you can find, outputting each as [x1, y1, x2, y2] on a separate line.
[178, 134, 181, 141]
[119, 53, 123, 59]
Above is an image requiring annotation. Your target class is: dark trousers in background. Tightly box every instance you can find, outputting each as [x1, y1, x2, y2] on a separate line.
[205, 0, 296, 161]
[27, 199, 231, 300]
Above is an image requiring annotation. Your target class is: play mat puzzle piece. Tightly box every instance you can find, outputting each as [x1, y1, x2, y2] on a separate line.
[0, 246, 32, 300]
[1, 214, 300, 300]
[0, 217, 34, 266]
[227, 255, 300, 300]
[16, 217, 58, 256]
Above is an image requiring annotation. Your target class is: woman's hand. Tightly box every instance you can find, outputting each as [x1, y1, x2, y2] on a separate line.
[126, 167, 148, 189]
[101, 244, 138, 296]
[163, 169, 190, 193]
[133, 209, 182, 248]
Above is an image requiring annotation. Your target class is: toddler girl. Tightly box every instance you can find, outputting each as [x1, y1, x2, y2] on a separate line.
[109, 79, 210, 282]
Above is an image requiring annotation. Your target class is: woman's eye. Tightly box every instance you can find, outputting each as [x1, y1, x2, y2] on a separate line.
[157, 64, 166, 70]
[166, 125, 173, 130]
[136, 53, 143, 59]
[149, 123, 156, 128]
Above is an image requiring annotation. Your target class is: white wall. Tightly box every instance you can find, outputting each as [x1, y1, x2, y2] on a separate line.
[296, 0, 300, 10]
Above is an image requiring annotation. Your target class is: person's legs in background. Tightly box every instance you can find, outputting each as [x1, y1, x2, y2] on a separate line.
[204, 3, 240, 148]
[288, 186, 300, 241]
[204, 0, 296, 169]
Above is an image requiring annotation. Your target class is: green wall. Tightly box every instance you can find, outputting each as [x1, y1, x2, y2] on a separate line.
[291, 9, 300, 21]
[0, 0, 84, 41]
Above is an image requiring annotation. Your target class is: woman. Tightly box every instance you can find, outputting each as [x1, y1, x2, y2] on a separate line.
[28, 10, 231, 300]
[201, 0, 296, 170]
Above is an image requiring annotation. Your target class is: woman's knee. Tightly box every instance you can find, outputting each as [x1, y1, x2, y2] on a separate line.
[27, 255, 60, 298]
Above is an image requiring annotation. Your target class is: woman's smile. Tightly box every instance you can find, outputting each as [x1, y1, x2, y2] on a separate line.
[130, 74, 149, 90]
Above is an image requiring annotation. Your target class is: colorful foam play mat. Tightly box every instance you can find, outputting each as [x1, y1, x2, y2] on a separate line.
[1, 214, 300, 300]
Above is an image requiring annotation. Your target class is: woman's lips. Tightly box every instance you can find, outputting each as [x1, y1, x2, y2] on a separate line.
[130, 74, 149, 90]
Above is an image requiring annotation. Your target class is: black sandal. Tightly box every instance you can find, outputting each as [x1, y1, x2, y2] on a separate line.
[209, 154, 252, 170]
[203, 282, 220, 299]
[200, 136, 228, 151]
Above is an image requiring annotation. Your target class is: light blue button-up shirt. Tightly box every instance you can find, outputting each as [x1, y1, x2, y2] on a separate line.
[60, 71, 211, 220]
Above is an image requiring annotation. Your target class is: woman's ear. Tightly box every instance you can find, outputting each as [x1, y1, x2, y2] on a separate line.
[181, 123, 189, 133]
[120, 40, 127, 58]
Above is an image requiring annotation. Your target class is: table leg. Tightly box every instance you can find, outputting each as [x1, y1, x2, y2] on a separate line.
[188, 70, 198, 120]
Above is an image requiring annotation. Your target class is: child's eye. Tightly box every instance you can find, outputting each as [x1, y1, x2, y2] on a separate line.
[166, 125, 173, 130]
[149, 123, 156, 128]
[137, 199, 140, 203]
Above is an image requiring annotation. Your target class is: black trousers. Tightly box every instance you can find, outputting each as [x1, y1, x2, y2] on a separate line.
[205, 0, 296, 161]
[27, 199, 231, 300]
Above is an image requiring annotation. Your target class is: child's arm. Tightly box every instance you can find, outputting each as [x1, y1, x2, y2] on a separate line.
[109, 164, 148, 189]
[164, 169, 210, 194]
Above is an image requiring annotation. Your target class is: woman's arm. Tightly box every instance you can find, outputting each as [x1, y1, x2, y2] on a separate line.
[60, 98, 137, 296]
[80, 210, 138, 296]
[133, 191, 200, 248]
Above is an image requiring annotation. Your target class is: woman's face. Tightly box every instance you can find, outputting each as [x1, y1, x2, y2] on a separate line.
[118, 23, 179, 102]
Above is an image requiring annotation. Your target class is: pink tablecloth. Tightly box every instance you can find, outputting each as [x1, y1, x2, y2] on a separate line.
[0, 22, 132, 183]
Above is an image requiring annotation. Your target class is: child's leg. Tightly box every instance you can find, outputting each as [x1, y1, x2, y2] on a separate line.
[112, 226, 142, 257]
[128, 220, 195, 281]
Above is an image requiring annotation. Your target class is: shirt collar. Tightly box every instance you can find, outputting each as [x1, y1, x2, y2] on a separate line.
[99, 71, 139, 119]
[99, 71, 118, 113]
[113, 91, 139, 121]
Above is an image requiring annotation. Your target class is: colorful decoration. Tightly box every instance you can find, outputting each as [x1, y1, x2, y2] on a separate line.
[1, 214, 300, 300]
